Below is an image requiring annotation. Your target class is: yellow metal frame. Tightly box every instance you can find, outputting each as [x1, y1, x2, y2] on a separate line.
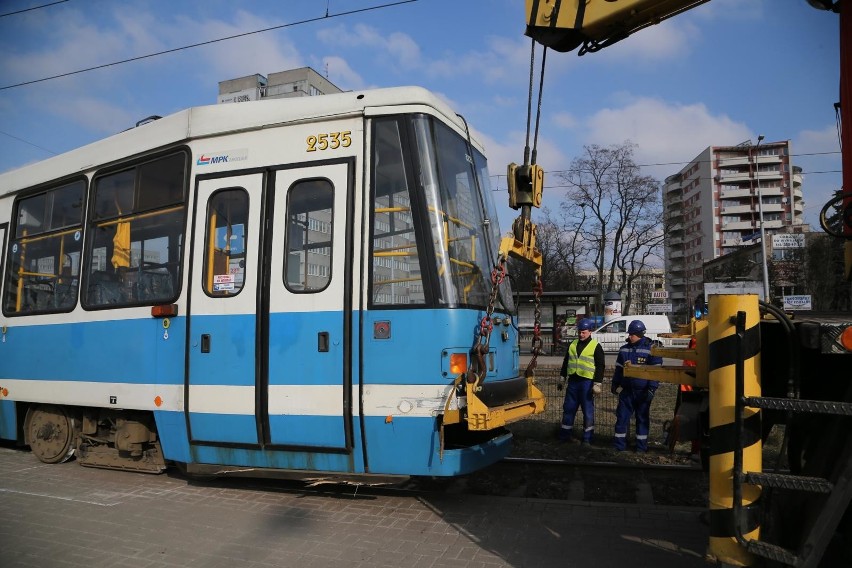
[441, 374, 546, 433]
[625, 318, 709, 388]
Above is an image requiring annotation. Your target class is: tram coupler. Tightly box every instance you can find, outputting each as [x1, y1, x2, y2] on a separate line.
[461, 376, 545, 431]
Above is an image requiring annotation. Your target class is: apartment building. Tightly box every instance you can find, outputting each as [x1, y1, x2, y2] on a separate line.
[662, 139, 804, 319]
[217, 67, 342, 104]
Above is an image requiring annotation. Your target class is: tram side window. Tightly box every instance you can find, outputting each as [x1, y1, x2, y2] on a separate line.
[203, 189, 248, 296]
[3, 180, 85, 315]
[370, 119, 425, 306]
[84, 152, 186, 308]
[284, 179, 333, 293]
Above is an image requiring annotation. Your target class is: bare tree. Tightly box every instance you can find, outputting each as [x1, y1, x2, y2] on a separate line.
[543, 206, 593, 290]
[554, 142, 664, 314]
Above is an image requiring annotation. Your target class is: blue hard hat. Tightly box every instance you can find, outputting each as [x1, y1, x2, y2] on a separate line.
[628, 320, 646, 336]
[577, 318, 595, 331]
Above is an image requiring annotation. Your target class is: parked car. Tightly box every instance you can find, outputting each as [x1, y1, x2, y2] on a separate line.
[591, 314, 682, 352]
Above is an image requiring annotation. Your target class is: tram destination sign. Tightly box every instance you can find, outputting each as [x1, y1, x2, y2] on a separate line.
[647, 303, 673, 312]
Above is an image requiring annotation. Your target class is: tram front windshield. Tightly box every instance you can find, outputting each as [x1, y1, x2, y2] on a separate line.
[368, 114, 513, 312]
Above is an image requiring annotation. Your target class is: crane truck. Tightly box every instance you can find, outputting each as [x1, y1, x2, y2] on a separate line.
[522, 1, 852, 566]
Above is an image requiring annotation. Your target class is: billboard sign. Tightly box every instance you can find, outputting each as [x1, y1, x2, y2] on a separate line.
[217, 87, 261, 104]
[772, 234, 805, 249]
[647, 303, 673, 312]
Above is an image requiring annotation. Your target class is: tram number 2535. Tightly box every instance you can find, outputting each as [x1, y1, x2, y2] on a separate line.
[306, 131, 352, 152]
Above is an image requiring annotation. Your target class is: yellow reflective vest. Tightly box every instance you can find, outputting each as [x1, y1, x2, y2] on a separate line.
[566, 338, 600, 380]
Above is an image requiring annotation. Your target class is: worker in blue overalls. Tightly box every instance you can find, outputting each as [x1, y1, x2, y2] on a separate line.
[611, 320, 662, 452]
[558, 318, 605, 444]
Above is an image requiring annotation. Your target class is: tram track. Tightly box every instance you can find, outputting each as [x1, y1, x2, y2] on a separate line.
[166, 454, 709, 508]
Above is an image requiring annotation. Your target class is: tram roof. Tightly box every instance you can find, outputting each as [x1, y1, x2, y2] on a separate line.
[0, 86, 481, 197]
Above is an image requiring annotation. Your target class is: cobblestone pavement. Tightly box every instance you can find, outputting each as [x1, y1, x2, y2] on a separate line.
[0, 444, 711, 568]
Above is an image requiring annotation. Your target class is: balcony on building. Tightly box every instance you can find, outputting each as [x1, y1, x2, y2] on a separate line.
[722, 220, 757, 231]
[720, 204, 754, 215]
[717, 156, 752, 167]
[717, 171, 752, 183]
[720, 187, 752, 199]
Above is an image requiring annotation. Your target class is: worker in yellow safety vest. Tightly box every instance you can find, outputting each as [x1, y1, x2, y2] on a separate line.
[558, 318, 605, 444]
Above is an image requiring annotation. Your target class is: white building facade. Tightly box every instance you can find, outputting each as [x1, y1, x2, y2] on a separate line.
[663, 140, 804, 320]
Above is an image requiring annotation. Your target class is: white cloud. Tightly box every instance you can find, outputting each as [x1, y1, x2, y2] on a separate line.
[594, 18, 698, 63]
[172, 11, 304, 81]
[797, 124, 841, 154]
[52, 96, 138, 137]
[583, 96, 752, 179]
[316, 24, 421, 72]
[553, 112, 578, 129]
[322, 56, 368, 91]
[793, 124, 843, 227]
[2, 11, 128, 88]
[470, 36, 536, 83]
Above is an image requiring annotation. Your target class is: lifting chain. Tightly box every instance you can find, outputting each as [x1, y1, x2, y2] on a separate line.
[525, 271, 543, 378]
[469, 255, 507, 385]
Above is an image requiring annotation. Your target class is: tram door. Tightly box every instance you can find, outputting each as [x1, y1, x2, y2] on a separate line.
[265, 161, 353, 450]
[187, 174, 263, 444]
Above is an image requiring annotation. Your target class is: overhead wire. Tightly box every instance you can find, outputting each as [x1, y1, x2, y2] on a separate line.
[0, 129, 57, 155]
[0, 0, 68, 18]
[0, 0, 417, 91]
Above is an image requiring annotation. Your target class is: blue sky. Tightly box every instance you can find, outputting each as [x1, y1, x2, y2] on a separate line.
[0, 0, 842, 233]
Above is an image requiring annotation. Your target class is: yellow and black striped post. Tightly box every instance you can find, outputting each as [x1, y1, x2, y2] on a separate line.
[707, 294, 762, 566]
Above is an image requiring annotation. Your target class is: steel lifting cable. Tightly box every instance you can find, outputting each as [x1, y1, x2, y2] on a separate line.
[523, 38, 548, 376]
[523, 38, 548, 168]
[531, 46, 547, 167]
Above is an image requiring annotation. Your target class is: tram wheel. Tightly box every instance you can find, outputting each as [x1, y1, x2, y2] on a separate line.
[25, 405, 76, 464]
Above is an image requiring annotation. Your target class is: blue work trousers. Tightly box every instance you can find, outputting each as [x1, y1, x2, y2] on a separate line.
[614, 388, 651, 451]
[560, 379, 595, 442]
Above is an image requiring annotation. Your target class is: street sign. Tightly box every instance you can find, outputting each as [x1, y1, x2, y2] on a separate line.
[647, 303, 673, 312]
[782, 295, 812, 310]
[651, 290, 669, 299]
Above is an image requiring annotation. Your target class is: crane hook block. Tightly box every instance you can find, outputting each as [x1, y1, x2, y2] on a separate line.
[507, 163, 544, 210]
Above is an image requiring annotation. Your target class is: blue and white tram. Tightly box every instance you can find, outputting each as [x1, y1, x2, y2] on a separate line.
[0, 86, 543, 478]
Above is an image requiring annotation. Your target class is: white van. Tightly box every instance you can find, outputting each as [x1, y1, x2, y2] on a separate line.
[591, 315, 675, 352]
